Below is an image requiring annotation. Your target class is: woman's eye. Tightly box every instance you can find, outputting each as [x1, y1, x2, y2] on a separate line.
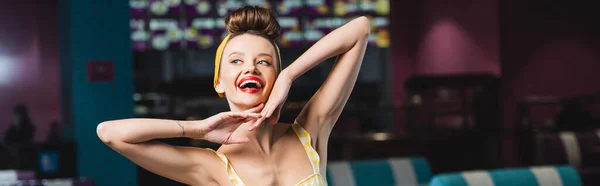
[257, 60, 270, 65]
[231, 59, 242, 64]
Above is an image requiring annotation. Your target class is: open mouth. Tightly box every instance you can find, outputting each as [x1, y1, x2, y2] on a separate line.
[237, 76, 264, 94]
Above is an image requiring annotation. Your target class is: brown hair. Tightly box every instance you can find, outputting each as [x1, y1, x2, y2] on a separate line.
[225, 6, 280, 42]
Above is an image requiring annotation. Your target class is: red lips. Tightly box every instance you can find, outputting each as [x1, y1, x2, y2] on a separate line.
[237, 76, 264, 94]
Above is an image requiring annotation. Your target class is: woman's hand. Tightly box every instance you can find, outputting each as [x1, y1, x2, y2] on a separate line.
[249, 71, 293, 131]
[197, 104, 264, 144]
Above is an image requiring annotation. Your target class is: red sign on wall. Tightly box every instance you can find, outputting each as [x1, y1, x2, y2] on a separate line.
[87, 60, 114, 82]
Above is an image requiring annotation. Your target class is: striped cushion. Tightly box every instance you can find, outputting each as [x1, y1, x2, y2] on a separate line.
[429, 165, 582, 186]
[327, 157, 432, 186]
[0, 170, 36, 181]
[1, 178, 96, 186]
[539, 131, 600, 167]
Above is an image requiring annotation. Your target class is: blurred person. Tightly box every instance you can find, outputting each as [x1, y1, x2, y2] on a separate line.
[97, 6, 369, 185]
[4, 104, 36, 144]
[47, 120, 62, 144]
[556, 100, 596, 132]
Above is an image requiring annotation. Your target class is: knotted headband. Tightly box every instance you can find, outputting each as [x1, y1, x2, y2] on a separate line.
[214, 34, 282, 98]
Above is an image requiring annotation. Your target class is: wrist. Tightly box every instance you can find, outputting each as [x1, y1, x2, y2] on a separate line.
[280, 69, 296, 83]
[179, 120, 203, 139]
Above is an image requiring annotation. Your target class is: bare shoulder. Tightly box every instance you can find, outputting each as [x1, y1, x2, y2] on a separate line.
[293, 111, 334, 159]
[293, 111, 321, 140]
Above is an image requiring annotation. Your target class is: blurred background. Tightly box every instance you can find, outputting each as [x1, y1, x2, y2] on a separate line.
[0, 0, 599, 186]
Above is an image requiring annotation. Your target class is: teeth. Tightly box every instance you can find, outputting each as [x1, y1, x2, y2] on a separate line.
[239, 80, 262, 88]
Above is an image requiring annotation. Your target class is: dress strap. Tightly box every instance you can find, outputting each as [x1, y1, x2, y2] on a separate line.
[291, 120, 321, 174]
[206, 148, 228, 163]
[205, 148, 245, 186]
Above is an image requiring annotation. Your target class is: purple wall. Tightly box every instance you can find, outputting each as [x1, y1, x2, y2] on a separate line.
[503, 31, 600, 128]
[500, 0, 600, 165]
[0, 1, 61, 142]
[391, 0, 599, 121]
[390, 0, 500, 130]
[417, 0, 499, 75]
[391, 0, 599, 165]
[389, 0, 421, 130]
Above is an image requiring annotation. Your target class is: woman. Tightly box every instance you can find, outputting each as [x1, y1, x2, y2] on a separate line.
[97, 6, 369, 186]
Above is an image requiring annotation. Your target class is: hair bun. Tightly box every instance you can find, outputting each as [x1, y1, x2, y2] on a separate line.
[225, 6, 280, 41]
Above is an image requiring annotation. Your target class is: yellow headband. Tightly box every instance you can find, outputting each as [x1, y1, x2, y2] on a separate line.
[214, 34, 282, 98]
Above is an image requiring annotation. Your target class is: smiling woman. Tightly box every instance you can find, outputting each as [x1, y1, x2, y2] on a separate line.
[98, 5, 370, 186]
[214, 32, 280, 110]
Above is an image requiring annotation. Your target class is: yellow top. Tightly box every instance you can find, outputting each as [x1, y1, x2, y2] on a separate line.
[208, 121, 327, 186]
[213, 34, 282, 98]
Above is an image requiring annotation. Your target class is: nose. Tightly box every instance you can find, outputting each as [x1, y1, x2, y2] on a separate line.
[242, 61, 259, 75]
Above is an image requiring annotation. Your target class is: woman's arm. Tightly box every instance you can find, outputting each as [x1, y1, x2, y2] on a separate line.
[97, 119, 214, 185]
[284, 16, 370, 138]
[97, 109, 262, 185]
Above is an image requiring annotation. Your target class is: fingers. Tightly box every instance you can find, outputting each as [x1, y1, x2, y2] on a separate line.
[227, 136, 250, 144]
[270, 106, 282, 125]
[248, 117, 266, 131]
[246, 113, 262, 118]
[255, 100, 282, 129]
[262, 104, 282, 126]
[259, 102, 269, 116]
[240, 117, 254, 123]
[261, 103, 275, 118]
[247, 117, 261, 131]
[264, 106, 273, 118]
[223, 112, 262, 119]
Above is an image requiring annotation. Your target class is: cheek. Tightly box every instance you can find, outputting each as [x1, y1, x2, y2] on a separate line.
[220, 71, 239, 88]
[260, 68, 277, 84]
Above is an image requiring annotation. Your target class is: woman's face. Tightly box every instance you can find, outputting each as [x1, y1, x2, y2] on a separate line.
[216, 34, 278, 108]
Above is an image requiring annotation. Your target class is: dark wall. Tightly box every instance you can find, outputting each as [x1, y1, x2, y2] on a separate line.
[501, 0, 600, 129]
[0, 0, 61, 142]
[500, 0, 600, 165]
[59, 0, 138, 185]
[389, 0, 421, 130]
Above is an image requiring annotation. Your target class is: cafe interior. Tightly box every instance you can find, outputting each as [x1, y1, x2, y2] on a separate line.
[1, 0, 599, 185]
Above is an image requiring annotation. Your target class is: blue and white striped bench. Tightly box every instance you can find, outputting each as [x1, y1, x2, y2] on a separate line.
[537, 130, 600, 167]
[429, 165, 582, 186]
[2, 178, 96, 186]
[327, 157, 432, 186]
[0, 170, 36, 182]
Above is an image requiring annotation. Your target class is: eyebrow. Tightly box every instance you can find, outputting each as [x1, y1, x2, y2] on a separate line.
[228, 52, 273, 58]
[257, 53, 273, 58]
[229, 52, 244, 57]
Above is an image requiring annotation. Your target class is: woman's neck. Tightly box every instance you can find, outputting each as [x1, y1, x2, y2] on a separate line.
[227, 103, 276, 154]
[227, 119, 275, 155]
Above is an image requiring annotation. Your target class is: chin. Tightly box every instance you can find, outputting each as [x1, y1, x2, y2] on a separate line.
[230, 92, 269, 108]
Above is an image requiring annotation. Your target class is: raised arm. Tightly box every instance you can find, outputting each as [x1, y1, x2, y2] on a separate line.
[97, 108, 262, 185]
[97, 119, 214, 184]
[278, 16, 370, 138]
